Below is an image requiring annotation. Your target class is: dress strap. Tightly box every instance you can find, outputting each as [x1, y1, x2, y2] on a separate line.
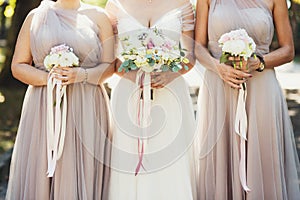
[180, 3, 195, 31]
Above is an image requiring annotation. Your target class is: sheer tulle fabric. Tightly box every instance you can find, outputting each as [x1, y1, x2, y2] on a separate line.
[106, 0, 197, 199]
[6, 1, 111, 199]
[195, 0, 300, 199]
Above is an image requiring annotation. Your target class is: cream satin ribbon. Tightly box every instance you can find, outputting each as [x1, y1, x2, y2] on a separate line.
[47, 76, 67, 177]
[234, 84, 251, 192]
[135, 69, 151, 175]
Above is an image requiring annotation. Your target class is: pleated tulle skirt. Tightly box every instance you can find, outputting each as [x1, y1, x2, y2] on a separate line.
[6, 83, 111, 200]
[196, 69, 300, 200]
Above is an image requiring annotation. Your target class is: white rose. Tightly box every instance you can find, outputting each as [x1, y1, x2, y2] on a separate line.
[58, 52, 79, 67]
[222, 40, 246, 56]
[44, 53, 60, 71]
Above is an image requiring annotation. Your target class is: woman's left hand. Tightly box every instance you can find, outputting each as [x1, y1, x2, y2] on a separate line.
[151, 71, 180, 89]
[228, 56, 260, 73]
[50, 66, 85, 86]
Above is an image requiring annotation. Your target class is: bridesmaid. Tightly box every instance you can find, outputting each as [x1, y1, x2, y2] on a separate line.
[6, 0, 114, 199]
[194, 0, 300, 199]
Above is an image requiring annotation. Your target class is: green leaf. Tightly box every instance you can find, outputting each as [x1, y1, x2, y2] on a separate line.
[117, 67, 123, 72]
[123, 60, 130, 67]
[172, 66, 180, 72]
[130, 64, 137, 70]
[161, 64, 169, 72]
[220, 54, 229, 64]
[149, 59, 155, 66]
[179, 42, 182, 50]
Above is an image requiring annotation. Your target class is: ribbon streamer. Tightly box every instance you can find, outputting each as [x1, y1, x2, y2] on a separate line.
[234, 84, 251, 192]
[47, 76, 67, 177]
[135, 69, 151, 175]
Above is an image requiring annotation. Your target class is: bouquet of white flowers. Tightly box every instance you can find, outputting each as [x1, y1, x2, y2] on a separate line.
[45, 44, 79, 178]
[44, 44, 79, 71]
[218, 29, 255, 193]
[118, 28, 189, 73]
[218, 28, 256, 69]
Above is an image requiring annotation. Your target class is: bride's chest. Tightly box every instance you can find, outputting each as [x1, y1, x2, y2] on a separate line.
[116, 10, 183, 34]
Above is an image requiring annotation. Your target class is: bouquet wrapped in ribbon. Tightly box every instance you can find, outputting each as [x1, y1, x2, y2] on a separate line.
[118, 28, 189, 175]
[45, 44, 79, 177]
[218, 29, 256, 192]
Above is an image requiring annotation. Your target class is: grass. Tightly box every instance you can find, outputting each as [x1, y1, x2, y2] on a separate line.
[0, 87, 26, 154]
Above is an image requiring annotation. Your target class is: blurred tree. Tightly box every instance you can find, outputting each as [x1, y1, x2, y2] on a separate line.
[0, 0, 40, 86]
[291, 0, 300, 54]
[83, 0, 107, 8]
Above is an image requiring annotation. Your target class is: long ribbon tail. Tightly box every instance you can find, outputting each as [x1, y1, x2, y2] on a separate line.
[47, 79, 67, 177]
[135, 70, 151, 176]
[47, 76, 55, 177]
[135, 139, 146, 176]
[57, 85, 67, 159]
[234, 84, 251, 192]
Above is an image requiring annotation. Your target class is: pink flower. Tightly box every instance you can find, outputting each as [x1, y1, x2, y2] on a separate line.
[161, 41, 173, 51]
[50, 44, 70, 55]
[147, 38, 155, 49]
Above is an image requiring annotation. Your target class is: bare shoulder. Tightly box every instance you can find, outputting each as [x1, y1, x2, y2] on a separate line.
[80, 3, 110, 25]
[20, 8, 39, 29]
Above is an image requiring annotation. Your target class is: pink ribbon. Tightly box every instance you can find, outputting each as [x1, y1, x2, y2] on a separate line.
[135, 69, 151, 175]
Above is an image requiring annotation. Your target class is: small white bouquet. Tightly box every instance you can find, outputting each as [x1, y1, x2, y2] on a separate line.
[45, 44, 79, 178]
[218, 29, 255, 192]
[218, 28, 256, 69]
[44, 44, 79, 71]
[118, 28, 189, 73]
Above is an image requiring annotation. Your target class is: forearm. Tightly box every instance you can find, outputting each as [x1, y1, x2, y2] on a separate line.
[263, 45, 294, 69]
[194, 42, 219, 73]
[85, 62, 115, 85]
[11, 63, 48, 86]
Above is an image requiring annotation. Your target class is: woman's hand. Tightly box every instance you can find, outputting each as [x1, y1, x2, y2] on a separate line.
[151, 71, 180, 89]
[228, 56, 260, 73]
[50, 66, 86, 86]
[216, 63, 252, 89]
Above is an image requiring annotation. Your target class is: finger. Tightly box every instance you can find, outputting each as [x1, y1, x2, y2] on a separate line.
[225, 80, 241, 89]
[234, 69, 252, 78]
[152, 79, 166, 88]
[151, 77, 162, 84]
[52, 68, 69, 76]
[229, 77, 246, 85]
[53, 74, 68, 81]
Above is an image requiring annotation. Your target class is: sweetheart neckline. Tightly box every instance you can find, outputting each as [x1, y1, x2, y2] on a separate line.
[115, 0, 185, 28]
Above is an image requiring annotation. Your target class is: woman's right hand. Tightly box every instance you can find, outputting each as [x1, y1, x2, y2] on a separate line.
[216, 63, 252, 89]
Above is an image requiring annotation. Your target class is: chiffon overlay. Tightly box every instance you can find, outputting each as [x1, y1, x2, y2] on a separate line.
[106, 0, 197, 199]
[6, 1, 111, 199]
[196, 0, 300, 199]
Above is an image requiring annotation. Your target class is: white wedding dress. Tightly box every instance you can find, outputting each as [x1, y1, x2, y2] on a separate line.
[107, 0, 197, 199]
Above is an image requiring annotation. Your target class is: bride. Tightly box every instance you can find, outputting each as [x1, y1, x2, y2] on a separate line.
[106, 0, 197, 199]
